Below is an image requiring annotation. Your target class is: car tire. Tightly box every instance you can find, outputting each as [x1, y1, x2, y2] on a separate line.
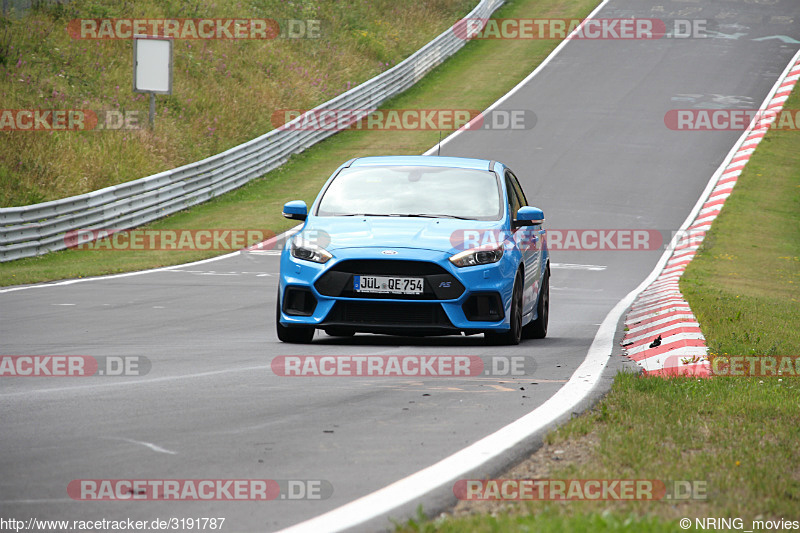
[485, 271, 523, 346]
[523, 266, 549, 339]
[275, 289, 315, 343]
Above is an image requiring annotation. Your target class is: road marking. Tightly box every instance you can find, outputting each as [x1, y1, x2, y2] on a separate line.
[0, 229, 297, 294]
[168, 269, 273, 277]
[102, 436, 177, 455]
[551, 263, 606, 271]
[486, 384, 515, 392]
[0, 365, 275, 398]
[551, 286, 604, 292]
[0, 499, 74, 504]
[248, 250, 282, 256]
[753, 35, 800, 44]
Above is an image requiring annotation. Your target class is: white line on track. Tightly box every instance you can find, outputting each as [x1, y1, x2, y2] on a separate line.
[551, 263, 607, 271]
[0, 231, 296, 294]
[101, 436, 178, 455]
[0, 250, 242, 294]
[0, 499, 74, 505]
[0, 365, 274, 399]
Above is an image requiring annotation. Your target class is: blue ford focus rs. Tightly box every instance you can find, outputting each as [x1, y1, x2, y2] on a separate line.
[276, 155, 549, 345]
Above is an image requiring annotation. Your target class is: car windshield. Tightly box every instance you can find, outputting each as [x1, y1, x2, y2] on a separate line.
[316, 165, 503, 220]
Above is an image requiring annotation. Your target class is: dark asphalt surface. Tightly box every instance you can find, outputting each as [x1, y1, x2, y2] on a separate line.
[2, 0, 799, 531]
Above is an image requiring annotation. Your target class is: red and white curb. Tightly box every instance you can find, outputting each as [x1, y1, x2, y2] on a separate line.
[621, 54, 800, 378]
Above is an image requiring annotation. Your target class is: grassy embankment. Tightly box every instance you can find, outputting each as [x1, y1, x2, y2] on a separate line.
[0, 0, 600, 285]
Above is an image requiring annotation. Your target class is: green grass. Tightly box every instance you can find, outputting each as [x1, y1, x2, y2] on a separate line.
[0, 0, 601, 286]
[0, 0, 476, 206]
[395, 53, 800, 533]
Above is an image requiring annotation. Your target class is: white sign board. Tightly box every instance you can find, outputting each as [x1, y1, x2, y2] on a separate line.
[133, 36, 172, 94]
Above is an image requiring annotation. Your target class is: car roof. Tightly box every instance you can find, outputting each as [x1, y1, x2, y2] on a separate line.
[348, 155, 495, 172]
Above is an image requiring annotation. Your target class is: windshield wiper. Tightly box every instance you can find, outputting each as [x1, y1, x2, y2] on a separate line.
[336, 213, 473, 220]
[336, 213, 393, 217]
[401, 213, 472, 220]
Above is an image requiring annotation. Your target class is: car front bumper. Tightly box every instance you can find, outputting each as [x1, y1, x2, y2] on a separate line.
[278, 247, 518, 334]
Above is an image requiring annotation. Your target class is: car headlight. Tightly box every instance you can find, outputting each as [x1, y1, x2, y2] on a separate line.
[290, 237, 332, 264]
[449, 243, 504, 267]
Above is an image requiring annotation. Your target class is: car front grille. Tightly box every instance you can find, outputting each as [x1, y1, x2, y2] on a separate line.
[325, 259, 448, 276]
[314, 259, 464, 300]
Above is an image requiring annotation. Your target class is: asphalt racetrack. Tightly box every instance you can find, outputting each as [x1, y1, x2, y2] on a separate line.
[2, 0, 799, 531]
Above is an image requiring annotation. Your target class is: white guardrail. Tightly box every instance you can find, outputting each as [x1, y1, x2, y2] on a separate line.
[0, 0, 502, 262]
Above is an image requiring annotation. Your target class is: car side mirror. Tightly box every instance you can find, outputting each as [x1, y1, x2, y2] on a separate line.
[514, 206, 544, 227]
[282, 200, 308, 221]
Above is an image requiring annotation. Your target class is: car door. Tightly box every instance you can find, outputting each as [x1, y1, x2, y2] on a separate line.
[505, 170, 542, 317]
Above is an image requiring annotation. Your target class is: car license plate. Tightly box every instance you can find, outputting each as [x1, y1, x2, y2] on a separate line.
[354, 275, 424, 295]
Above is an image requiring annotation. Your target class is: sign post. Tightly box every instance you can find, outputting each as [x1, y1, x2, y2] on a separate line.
[133, 35, 173, 129]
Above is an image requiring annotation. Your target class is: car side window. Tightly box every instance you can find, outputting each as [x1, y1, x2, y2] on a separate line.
[507, 171, 528, 207]
[505, 173, 522, 221]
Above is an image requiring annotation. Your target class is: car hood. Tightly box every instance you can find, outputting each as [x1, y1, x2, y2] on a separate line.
[301, 216, 502, 254]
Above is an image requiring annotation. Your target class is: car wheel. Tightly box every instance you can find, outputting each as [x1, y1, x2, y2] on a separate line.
[275, 289, 315, 343]
[486, 271, 523, 346]
[523, 267, 549, 339]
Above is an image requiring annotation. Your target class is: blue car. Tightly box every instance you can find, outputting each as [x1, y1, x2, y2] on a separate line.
[276, 155, 549, 345]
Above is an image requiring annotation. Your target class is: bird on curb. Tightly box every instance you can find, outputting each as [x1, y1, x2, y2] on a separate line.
[649, 335, 662, 348]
